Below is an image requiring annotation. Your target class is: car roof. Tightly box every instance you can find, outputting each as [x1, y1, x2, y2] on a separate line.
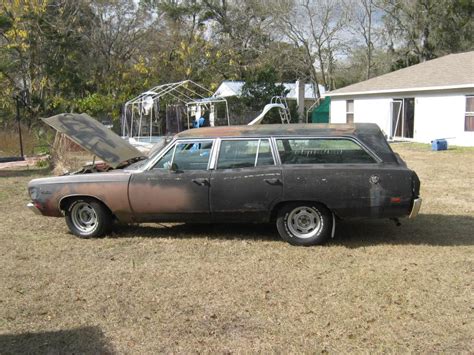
[176, 123, 368, 138]
[176, 123, 397, 163]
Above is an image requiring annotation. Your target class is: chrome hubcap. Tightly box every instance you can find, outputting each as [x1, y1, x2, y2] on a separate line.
[71, 202, 98, 233]
[287, 206, 322, 239]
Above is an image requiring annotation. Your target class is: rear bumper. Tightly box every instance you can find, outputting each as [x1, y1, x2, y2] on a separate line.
[409, 198, 422, 219]
[27, 202, 43, 216]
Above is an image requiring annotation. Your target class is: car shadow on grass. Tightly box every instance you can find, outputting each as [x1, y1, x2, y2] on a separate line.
[109, 214, 473, 247]
[111, 222, 280, 242]
[333, 214, 474, 248]
[0, 326, 113, 354]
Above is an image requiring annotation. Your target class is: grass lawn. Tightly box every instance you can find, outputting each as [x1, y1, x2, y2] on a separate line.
[0, 143, 472, 353]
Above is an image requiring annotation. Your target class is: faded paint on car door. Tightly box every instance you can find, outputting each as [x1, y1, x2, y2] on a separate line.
[128, 140, 213, 222]
[210, 139, 283, 222]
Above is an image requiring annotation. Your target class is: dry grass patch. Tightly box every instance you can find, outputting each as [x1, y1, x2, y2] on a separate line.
[0, 144, 472, 353]
[0, 125, 51, 157]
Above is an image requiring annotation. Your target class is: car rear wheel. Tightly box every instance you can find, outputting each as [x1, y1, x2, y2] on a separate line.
[276, 202, 332, 246]
[65, 198, 111, 238]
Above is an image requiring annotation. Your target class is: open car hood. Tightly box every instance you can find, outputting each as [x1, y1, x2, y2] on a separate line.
[42, 113, 145, 168]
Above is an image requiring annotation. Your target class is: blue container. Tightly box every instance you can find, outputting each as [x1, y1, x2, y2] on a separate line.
[431, 139, 448, 151]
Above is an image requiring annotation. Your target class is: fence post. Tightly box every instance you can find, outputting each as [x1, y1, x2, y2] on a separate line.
[15, 96, 24, 159]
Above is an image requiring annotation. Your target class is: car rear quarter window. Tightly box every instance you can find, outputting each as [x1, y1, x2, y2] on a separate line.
[276, 138, 376, 164]
[217, 139, 274, 169]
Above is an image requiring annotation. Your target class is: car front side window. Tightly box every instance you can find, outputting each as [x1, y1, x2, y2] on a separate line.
[153, 145, 175, 169]
[153, 140, 213, 170]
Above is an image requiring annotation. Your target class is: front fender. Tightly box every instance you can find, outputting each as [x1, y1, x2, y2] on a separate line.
[28, 172, 133, 220]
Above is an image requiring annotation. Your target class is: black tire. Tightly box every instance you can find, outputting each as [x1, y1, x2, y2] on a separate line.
[65, 198, 111, 238]
[276, 202, 332, 246]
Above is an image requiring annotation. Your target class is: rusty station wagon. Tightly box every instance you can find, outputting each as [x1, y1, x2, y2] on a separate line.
[27, 114, 422, 246]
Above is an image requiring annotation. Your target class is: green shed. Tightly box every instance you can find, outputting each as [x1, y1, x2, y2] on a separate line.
[311, 97, 330, 123]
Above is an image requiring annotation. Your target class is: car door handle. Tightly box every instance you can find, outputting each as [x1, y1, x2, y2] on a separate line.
[264, 178, 282, 185]
[192, 178, 210, 187]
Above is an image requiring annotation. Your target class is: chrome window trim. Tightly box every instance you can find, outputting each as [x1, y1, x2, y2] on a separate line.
[270, 137, 281, 165]
[254, 139, 261, 167]
[170, 145, 177, 166]
[208, 138, 219, 170]
[260, 137, 280, 166]
[143, 138, 176, 171]
[273, 135, 382, 164]
[144, 135, 382, 170]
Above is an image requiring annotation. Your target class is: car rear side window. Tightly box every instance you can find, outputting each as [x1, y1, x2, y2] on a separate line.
[217, 139, 274, 169]
[276, 138, 376, 164]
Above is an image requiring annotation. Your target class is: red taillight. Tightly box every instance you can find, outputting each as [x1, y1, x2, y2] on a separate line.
[391, 197, 401, 203]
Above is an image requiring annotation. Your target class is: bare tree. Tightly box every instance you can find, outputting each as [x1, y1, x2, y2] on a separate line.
[201, 0, 277, 76]
[347, 0, 378, 79]
[275, 0, 349, 94]
[87, 1, 150, 84]
[377, 0, 437, 63]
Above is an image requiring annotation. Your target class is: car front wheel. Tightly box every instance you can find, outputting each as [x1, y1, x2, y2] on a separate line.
[276, 203, 332, 246]
[65, 198, 111, 238]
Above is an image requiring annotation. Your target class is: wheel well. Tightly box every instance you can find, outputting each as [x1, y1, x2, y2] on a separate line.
[270, 200, 332, 221]
[60, 195, 113, 216]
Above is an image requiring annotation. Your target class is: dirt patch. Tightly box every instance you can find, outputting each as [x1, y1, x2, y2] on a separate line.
[0, 144, 472, 353]
[0, 156, 49, 170]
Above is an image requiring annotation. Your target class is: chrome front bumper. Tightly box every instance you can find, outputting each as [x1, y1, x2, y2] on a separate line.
[27, 202, 42, 215]
[409, 198, 422, 219]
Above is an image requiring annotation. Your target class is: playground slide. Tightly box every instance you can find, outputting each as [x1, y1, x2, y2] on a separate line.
[247, 103, 285, 125]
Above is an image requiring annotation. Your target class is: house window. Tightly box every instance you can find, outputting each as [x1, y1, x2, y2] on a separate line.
[465, 96, 474, 131]
[346, 100, 354, 123]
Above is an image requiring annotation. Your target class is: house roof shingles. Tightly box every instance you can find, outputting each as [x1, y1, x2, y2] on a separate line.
[326, 51, 474, 97]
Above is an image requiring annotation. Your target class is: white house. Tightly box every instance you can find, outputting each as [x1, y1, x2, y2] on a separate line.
[325, 51, 474, 146]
